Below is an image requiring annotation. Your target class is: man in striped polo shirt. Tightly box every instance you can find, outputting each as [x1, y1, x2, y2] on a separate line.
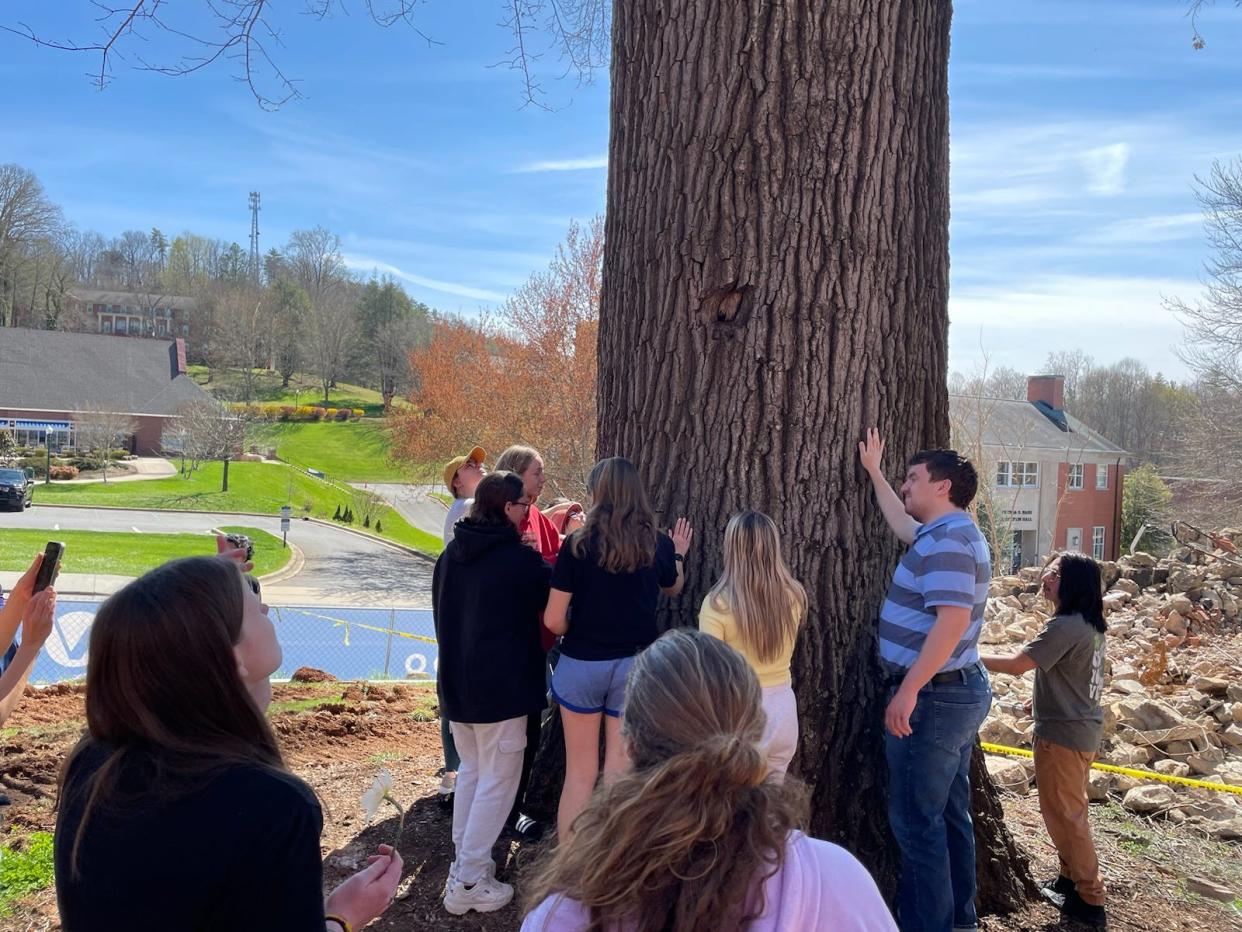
[859, 429, 993, 932]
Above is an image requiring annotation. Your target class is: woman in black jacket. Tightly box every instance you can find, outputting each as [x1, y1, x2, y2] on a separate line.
[432, 470, 552, 917]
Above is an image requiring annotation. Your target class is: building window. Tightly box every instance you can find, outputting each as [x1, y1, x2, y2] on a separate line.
[1067, 463, 1084, 490]
[997, 461, 1038, 488]
[1096, 465, 1108, 490]
[1092, 526, 1106, 560]
[156, 318, 168, 336]
[115, 318, 127, 334]
[101, 316, 113, 334]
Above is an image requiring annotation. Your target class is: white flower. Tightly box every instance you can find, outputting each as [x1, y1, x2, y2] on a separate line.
[361, 769, 394, 822]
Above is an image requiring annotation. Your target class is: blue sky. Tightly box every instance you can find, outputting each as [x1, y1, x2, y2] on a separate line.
[3, 1, 1241, 381]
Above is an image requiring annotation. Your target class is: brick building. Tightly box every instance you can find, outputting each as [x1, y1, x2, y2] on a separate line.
[950, 375, 1127, 571]
[0, 328, 209, 455]
[67, 288, 200, 346]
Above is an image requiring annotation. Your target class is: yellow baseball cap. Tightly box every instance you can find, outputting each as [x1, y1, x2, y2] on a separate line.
[443, 446, 486, 494]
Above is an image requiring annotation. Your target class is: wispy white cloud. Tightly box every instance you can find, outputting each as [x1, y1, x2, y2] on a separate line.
[948, 274, 1201, 378]
[512, 155, 608, 173]
[342, 254, 509, 303]
[1079, 142, 1130, 195]
[1074, 212, 1203, 246]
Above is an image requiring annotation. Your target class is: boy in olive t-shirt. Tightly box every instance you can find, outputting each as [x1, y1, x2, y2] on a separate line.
[982, 554, 1110, 929]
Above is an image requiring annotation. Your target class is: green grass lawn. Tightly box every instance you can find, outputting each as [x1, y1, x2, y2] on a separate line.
[36, 461, 443, 556]
[188, 366, 395, 416]
[0, 526, 291, 577]
[0, 832, 53, 917]
[248, 421, 410, 483]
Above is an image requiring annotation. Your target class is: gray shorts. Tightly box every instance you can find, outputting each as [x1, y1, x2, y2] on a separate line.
[551, 654, 634, 718]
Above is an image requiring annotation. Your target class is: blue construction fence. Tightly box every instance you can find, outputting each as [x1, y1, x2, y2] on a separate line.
[30, 600, 439, 685]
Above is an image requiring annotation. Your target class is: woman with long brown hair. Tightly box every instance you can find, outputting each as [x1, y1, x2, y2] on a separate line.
[544, 456, 692, 842]
[522, 629, 895, 931]
[700, 511, 807, 778]
[54, 556, 402, 932]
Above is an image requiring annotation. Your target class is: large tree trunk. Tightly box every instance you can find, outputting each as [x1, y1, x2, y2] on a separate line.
[585, 0, 1031, 912]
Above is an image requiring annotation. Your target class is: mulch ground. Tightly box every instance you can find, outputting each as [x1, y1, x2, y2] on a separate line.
[3, 683, 1240, 931]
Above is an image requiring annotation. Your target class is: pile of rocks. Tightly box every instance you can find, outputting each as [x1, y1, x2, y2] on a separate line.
[979, 527, 1242, 840]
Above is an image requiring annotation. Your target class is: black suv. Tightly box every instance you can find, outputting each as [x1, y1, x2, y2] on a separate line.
[0, 467, 34, 511]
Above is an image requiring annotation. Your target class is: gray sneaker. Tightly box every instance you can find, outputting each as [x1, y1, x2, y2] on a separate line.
[443, 875, 514, 915]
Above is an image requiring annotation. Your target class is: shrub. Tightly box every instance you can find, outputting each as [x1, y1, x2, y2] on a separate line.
[352, 408, 366, 419]
[278, 405, 295, 421]
[49, 465, 80, 480]
[375, 519, 383, 533]
[333, 504, 342, 521]
[334, 408, 350, 421]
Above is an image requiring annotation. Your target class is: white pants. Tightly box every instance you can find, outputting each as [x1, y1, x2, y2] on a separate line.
[449, 717, 527, 884]
[761, 683, 799, 777]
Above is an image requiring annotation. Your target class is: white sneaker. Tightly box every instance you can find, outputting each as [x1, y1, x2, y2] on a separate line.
[443, 875, 513, 915]
[443, 859, 496, 896]
[438, 770, 457, 795]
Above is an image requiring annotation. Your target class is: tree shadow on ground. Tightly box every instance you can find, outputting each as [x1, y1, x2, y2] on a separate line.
[324, 792, 549, 931]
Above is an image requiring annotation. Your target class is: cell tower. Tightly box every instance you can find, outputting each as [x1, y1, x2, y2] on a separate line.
[248, 191, 261, 282]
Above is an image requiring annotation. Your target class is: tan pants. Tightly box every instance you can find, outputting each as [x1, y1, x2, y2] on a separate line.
[1034, 736, 1106, 906]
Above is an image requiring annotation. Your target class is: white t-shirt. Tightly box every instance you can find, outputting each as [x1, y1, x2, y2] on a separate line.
[521, 831, 896, 931]
[443, 497, 472, 543]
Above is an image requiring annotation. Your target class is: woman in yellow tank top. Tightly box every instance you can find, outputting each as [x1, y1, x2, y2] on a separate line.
[698, 511, 807, 777]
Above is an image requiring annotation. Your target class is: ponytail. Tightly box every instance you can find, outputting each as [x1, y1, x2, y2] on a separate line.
[523, 630, 807, 931]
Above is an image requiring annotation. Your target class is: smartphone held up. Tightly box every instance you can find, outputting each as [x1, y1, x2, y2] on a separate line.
[33, 541, 65, 593]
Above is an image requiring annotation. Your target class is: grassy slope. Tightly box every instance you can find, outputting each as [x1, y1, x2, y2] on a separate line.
[0, 526, 290, 577]
[36, 461, 442, 556]
[248, 421, 409, 484]
[188, 366, 395, 416]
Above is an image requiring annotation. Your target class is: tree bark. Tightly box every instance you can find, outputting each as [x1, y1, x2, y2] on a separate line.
[583, 0, 1031, 911]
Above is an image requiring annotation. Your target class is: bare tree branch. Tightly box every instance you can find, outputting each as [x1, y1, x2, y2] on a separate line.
[1187, 0, 1242, 49]
[2, 0, 607, 109]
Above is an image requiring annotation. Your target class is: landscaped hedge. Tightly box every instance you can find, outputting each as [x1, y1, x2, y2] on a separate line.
[228, 403, 367, 422]
[49, 465, 80, 480]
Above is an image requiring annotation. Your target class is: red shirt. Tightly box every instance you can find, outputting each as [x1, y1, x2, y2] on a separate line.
[519, 505, 563, 564]
[519, 505, 562, 650]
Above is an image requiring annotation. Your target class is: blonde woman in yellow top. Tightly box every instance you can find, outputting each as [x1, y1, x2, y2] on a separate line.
[698, 511, 807, 777]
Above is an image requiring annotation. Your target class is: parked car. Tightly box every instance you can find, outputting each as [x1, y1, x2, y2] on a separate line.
[0, 467, 34, 511]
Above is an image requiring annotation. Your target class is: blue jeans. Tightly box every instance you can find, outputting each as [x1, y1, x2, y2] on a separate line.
[885, 664, 992, 932]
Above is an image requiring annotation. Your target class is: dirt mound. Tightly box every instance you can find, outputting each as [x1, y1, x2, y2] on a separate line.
[291, 666, 337, 683]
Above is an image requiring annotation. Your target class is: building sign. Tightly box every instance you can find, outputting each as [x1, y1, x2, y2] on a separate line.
[999, 507, 1037, 529]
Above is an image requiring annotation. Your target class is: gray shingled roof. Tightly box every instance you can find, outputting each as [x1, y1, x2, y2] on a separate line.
[0, 328, 209, 416]
[949, 395, 1127, 458]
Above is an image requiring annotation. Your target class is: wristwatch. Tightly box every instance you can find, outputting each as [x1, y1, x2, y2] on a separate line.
[673, 554, 685, 563]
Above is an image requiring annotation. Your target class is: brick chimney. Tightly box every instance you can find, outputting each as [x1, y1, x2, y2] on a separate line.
[1027, 374, 1064, 411]
[170, 338, 188, 378]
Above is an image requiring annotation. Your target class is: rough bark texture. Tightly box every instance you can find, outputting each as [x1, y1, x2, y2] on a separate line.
[585, 0, 1033, 913]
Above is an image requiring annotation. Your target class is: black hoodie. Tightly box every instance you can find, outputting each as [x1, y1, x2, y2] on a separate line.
[432, 518, 552, 724]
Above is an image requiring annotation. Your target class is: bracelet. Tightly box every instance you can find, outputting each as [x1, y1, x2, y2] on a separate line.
[673, 553, 685, 563]
[325, 915, 352, 932]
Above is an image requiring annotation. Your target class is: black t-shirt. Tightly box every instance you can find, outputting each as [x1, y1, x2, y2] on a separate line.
[56, 745, 326, 931]
[551, 532, 678, 660]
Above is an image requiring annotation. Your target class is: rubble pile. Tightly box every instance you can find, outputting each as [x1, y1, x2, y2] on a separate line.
[979, 526, 1242, 840]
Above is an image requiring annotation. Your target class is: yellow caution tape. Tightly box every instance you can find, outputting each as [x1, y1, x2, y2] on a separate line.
[271, 607, 438, 648]
[981, 741, 1242, 796]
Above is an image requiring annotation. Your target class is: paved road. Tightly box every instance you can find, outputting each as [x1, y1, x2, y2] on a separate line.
[1, 504, 433, 607]
[361, 482, 447, 538]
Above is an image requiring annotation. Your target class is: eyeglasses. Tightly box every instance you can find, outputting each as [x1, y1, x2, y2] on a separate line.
[508, 499, 533, 510]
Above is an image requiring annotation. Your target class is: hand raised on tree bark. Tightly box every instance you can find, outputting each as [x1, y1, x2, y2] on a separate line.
[668, 518, 693, 557]
[858, 427, 886, 475]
